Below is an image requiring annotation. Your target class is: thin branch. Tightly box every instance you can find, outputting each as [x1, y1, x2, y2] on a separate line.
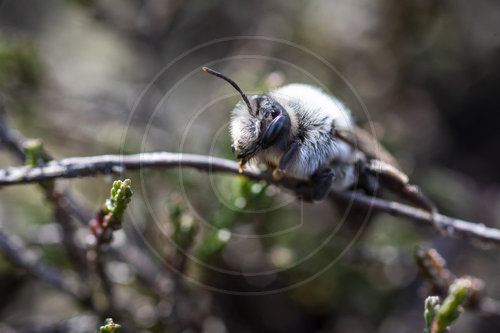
[0, 228, 87, 303]
[0, 98, 26, 161]
[0, 152, 263, 184]
[0, 104, 90, 225]
[416, 247, 500, 321]
[0, 109, 90, 281]
[330, 191, 500, 247]
[0, 152, 499, 247]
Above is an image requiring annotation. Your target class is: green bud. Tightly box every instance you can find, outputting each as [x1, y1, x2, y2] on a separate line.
[23, 139, 51, 166]
[432, 279, 470, 333]
[99, 318, 121, 332]
[424, 296, 441, 333]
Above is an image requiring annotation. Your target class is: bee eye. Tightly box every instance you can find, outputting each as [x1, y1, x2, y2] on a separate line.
[271, 109, 280, 118]
[262, 115, 286, 148]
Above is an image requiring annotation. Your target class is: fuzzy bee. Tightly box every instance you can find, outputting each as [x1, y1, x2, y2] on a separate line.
[203, 67, 439, 225]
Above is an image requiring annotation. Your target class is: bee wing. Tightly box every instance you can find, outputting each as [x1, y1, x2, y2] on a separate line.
[335, 126, 400, 168]
[337, 126, 441, 231]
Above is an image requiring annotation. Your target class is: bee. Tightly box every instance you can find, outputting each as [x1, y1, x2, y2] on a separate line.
[202, 67, 439, 228]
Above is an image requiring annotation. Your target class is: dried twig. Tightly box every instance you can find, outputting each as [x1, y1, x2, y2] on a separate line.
[0, 228, 88, 303]
[416, 247, 500, 321]
[0, 152, 499, 247]
[0, 111, 90, 281]
[0, 106, 188, 324]
[0, 98, 26, 161]
[0, 113, 90, 225]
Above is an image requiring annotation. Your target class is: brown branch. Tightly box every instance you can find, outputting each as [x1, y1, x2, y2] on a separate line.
[0, 104, 189, 328]
[416, 247, 500, 320]
[0, 103, 90, 225]
[0, 152, 264, 184]
[330, 191, 500, 247]
[0, 109, 90, 280]
[0, 152, 499, 247]
[0, 228, 89, 304]
[0, 98, 26, 161]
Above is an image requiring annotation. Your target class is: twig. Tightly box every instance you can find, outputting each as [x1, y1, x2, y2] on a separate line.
[0, 110, 90, 225]
[0, 228, 87, 303]
[0, 226, 139, 329]
[416, 247, 500, 321]
[0, 152, 264, 184]
[330, 191, 500, 247]
[0, 98, 26, 161]
[0, 109, 91, 280]
[87, 180, 133, 317]
[0, 152, 499, 247]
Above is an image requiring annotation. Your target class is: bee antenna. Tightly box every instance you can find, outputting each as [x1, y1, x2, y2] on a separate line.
[202, 67, 253, 113]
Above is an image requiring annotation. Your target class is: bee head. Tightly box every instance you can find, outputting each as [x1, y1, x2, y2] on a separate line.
[202, 67, 291, 168]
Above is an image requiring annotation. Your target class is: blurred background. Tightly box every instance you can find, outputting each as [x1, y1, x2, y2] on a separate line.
[0, 0, 499, 332]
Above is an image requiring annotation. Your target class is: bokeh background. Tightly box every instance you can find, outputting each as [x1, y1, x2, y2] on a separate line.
[0, 0, 499, 332]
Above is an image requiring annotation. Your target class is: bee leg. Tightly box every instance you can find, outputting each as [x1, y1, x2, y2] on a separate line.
[273, 141, 300, 180]
[310, 168, 336, 202]
[361, 160, 446, 234]
[293, 168, 335, 202]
